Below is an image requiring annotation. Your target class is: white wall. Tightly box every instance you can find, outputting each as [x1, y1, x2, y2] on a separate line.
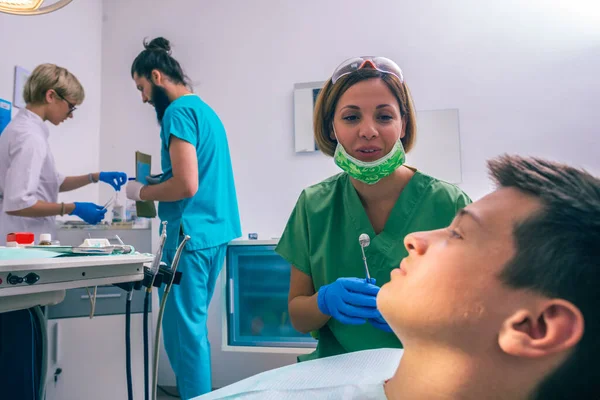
[99, 0, 600, 236]
[0, 0, 104, 207]
[99, 0, 600, 388]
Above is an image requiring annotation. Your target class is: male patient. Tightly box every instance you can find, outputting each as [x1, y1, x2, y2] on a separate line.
[197, 155, 600, 399]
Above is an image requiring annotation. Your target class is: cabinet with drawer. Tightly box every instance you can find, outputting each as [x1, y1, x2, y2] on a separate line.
[44, 226, 153, 400]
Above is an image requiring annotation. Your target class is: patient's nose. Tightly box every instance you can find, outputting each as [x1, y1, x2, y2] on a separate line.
[404, 232, 428, 256]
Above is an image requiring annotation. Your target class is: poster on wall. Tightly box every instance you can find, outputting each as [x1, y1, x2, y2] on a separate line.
[13, 66, 30, 109]
[0, 99, 11, 136]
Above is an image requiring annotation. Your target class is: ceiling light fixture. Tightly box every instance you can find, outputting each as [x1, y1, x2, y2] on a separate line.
[0, 0, 73, 16]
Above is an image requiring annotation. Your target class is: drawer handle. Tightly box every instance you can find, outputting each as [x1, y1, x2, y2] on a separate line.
[53, 323, 60, 365]
[229, 278, 234, 314]
[80, 293, 122, 300]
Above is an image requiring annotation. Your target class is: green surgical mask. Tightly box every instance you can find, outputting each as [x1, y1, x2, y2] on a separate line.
[333, 138, 406, 185]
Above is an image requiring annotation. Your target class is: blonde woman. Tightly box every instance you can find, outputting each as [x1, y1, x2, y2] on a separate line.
[0, 63, 127, 244]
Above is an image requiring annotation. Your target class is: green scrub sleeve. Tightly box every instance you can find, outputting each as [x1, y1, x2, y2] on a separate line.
[455, 191, 473, 211]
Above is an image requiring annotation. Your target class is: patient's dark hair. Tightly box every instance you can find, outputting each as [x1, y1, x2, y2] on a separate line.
[131, 37, 190, 87]
[488, 155, 600, 399]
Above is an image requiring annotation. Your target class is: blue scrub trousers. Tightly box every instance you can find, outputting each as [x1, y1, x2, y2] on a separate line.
[160, 244, 227, 399]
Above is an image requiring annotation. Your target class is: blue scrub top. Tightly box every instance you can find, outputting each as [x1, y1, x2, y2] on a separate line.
[158, 94, 241, 251]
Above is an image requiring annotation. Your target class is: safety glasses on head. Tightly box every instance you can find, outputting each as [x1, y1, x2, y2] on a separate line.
[331, 56, 404, 84]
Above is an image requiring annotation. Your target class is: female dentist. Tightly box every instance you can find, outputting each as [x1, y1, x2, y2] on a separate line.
[277, 57, 472, 361]
[0, 63, 127, 244]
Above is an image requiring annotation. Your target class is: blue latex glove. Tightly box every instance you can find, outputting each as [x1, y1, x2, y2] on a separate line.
[70, 202, 106, 225]
[99, 171, 128, 191]
[317, 277, 381, 325]
[368, 314, 394, 333]
[363, 277, 394, 332]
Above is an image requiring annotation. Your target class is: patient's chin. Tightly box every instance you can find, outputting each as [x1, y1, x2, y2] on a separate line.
[376, 287, 395, 321]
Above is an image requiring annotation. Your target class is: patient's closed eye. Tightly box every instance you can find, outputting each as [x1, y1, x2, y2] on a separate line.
[447, 228, 462, 239]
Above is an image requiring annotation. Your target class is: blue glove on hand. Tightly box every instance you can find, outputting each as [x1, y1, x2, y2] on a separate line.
[70, 202, 106, 225]
[317, 277, 381, 325]
[364, 277, 393, 333]
[99, 172, 128, 191]
[368, 314, 394, 333]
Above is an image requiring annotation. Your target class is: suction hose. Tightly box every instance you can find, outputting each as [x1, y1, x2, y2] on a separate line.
[152, 235, 190, 400]
[143, 290, 150, 400]
[126, 290, 133, 400]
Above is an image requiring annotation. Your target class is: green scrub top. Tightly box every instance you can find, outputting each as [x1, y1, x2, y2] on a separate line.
[275, 169, 472, 361]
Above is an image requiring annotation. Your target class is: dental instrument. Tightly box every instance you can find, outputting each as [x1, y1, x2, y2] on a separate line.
[102, 195, 115, 210]
[144, 221, 167, 400]
[150, 222, 167, 281]
[358, 233, 371, 281]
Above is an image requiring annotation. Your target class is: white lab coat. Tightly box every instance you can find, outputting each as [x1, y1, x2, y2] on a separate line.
[0, 109, 65, 245]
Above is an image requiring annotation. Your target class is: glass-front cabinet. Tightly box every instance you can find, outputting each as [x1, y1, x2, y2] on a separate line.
[225, 240, 317, 349]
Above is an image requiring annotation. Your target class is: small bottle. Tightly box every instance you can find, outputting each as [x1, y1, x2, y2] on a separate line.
[125, 199, 137, 222]
[112, 191, 124, 223]
[39, 233, 52, 246]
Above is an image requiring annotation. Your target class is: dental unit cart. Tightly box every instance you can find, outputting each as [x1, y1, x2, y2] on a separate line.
[45, 225, 154, 400]
[0, 252, 153, 400]
[0, 254, 152, 313]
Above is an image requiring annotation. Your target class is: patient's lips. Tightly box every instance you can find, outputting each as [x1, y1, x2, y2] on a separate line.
[392, 260, 408, 277]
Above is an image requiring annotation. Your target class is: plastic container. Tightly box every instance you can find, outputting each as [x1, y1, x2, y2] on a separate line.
[6, 232, 35, 247]
[112, 191, 124, 223]
[125, 198, 137, 222]
[38, 233, 52, 245]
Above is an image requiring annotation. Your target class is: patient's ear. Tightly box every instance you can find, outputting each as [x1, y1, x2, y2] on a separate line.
[498, 300, 584, 358]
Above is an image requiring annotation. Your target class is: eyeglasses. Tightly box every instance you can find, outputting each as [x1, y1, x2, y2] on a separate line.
[331, 56, 404, 84]
[54, 90, 77, 114]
